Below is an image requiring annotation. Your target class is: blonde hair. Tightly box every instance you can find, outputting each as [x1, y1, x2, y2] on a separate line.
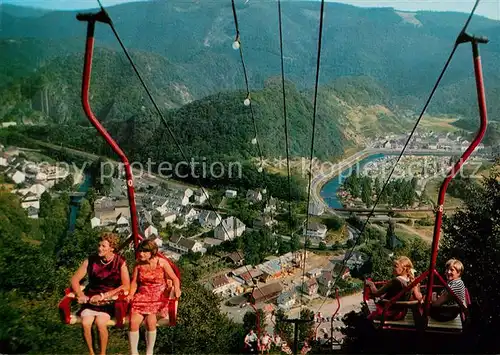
[445, 258, 464, 276]
[395, 256, 415, 282]
[100, 232, 120, 251]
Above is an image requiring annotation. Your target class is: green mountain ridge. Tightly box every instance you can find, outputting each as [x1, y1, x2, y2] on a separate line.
[12, 76, 347, 161]
[1, 1, 500, 121]
[0, 47, 195, 124]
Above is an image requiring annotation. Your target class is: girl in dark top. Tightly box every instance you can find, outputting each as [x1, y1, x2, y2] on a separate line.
[71, 233, 130, 355]
[365, 256, 423, 320]
[430, 258, 467, 322]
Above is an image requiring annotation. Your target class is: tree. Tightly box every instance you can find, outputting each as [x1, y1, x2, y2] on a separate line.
[439, 169, 500, 352]
[290, 234, 300, 252]
[385, 219, 395, 249]
[318, 241, 327, 250]
[243, 309, 266, 334]
[298, 308, 315, 344]
[341, 167, 500, 354]
[75, 198, 91, 229]
[274, 309, 293, 344]
[323, 216, 344, 231]
[85, 187, 97, 206]
[38, 191, 52, 218]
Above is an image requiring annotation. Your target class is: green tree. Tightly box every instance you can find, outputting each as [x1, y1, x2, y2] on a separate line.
[439, 169, 500, 351]
[75, 198, 91, 229]
[243, 309, 266, 334]
[323, 216, 344, 231]
[290, 234, 300, 252]
[38, 191, 52, 218]
[274, 308, 293, 344]
[298, 308, 315, 344]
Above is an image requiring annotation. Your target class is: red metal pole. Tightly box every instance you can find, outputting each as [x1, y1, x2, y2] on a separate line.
[424, 37, 488, 318]
[80, 17, 141, 252]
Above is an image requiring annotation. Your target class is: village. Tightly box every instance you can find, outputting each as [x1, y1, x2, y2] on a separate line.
[0, 143, 367, 334]
[368, 130, 485, 152]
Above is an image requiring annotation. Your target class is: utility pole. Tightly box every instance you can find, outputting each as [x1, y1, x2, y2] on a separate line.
[281, 318, 314, 355]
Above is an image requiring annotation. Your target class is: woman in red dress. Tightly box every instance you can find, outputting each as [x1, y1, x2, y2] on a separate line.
[127, 240, 181, 355]
[71, 232, 130, 355]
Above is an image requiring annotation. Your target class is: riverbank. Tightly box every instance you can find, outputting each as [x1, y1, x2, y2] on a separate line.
[310, 149, 371, 211]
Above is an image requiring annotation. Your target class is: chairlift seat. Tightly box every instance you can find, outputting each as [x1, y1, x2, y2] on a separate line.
[366, 299, 416, 327]
[59, 286, 178, 327]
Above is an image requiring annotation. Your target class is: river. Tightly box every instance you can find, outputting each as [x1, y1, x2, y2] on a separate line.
[320, 154, 385, 208]
[68, 172, 92, 232]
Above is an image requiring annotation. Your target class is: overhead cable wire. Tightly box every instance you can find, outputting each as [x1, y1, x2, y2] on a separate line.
[230, 0, 270, 194]
[300, 0, 326, 311]
[95, 0, 267, 300]
[313, 0, 483, 317]
[277, 0, 295, 235]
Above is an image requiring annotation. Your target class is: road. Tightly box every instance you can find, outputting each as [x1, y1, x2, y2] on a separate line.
[309, 146, 478, 215]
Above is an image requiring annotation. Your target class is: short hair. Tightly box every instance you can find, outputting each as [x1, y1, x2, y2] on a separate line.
[100, 232, 120, 250]
[137, 239, 158, 257]
[445, 258, 464, 276]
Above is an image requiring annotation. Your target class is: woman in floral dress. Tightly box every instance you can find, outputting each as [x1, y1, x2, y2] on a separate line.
[127, 240, 181, 355]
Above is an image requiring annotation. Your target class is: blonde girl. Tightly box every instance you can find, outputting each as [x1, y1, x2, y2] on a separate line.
[365, 256, 422, 320]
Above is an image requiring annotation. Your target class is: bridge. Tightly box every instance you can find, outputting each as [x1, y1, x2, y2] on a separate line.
[366, 148, 470, 156]
[331, 206, 456, 213]
[69, 192, 86, 197]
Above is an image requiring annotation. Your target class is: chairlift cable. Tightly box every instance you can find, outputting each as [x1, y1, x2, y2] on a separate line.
[300, 0, 326, 312]
[277, 0, 295, 235]
[95, 0, 267, 304]
[312, 0, 483, 318]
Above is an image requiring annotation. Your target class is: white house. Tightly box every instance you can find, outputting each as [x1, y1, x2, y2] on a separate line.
[308, 201, 324, 216]
[181, 206, 198, 222]
[277, 291, 296, 310]
[164, 212, 177, 224]
[21, 193, 39, 209]
[225, 190, 237, 198]
[207, 275, 242, 298]
[198, 210, 222, 228]
[166, 235, 205, 255]
[246, 190, 262, 203]
[10, 170, 26, 184]
[214, 216, 246, 241]
[0, 157, 8, 167]
[264, 197, 278, 214]
[317, 270, 334, 297]
[144, 224, 158, 239]
[17, 183, 46, 198]
[91, 216, 101, 229]
[116, 215, 129, 227]
[303, 222, 327, 239]
[183, 188, 194, 199]
[193, 188, 208, 204]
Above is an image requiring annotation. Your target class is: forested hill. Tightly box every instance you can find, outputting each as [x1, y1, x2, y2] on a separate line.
[0, 47, 195, 125]
[13, 76, 346, 161]
[2, 1, 500, 120]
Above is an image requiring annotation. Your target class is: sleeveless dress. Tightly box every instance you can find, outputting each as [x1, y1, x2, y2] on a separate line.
[368, 276, 411, 321]
[78, 253, 125, 316]
[131, 259, 169, 317]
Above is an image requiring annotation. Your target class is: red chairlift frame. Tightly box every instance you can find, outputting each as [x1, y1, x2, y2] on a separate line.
[363, 33, 488, 333]
[58, 9, 180, 328]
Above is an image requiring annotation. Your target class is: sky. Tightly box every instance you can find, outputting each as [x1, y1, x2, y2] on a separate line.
[2, 0, 499, 20]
